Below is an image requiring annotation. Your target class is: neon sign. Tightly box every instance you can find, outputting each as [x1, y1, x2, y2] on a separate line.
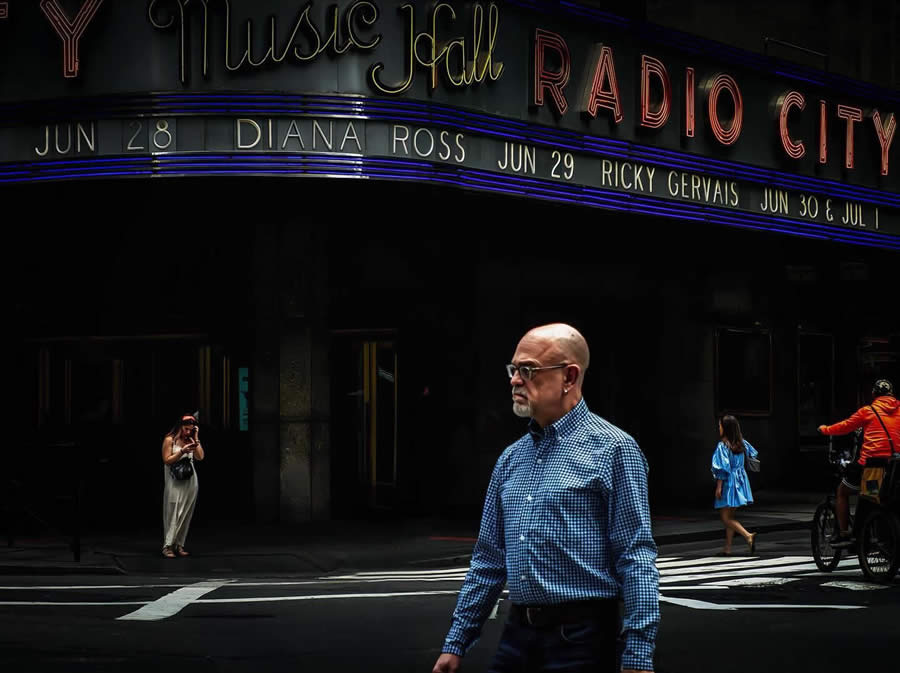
[39, 0, 105, 79]
[531, 30, 896, 174]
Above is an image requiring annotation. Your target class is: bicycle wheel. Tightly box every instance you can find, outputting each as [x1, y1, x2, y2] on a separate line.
[858, 509, 900, 583]
[811, 502, 842, 571]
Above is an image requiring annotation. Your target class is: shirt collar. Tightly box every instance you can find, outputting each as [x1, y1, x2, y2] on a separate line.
[528, 398, 589, 442]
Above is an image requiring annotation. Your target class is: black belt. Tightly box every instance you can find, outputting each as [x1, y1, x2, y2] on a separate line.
[509, 600, 617, 628]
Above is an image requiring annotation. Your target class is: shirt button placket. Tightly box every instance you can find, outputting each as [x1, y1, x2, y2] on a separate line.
[521, 438, 545, 594]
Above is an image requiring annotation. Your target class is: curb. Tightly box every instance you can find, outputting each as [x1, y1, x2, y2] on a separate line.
[654, 519, 811, 546]
[0, 564, 126, 576]
[407, 554, 473, 568]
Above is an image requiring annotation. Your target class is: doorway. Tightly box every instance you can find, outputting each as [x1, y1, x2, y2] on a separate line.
[331, 335, 399, 513]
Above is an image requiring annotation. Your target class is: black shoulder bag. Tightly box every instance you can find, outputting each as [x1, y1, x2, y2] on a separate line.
[745, 444, 761, 473]
[170, 454, 195, 481]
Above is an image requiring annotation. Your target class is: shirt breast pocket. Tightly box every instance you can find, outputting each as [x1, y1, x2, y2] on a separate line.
[499, 480, 523, 514]
[544, 485, 601, 524]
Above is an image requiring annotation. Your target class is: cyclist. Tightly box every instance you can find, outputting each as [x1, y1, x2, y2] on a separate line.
[818, 379, 900, 547]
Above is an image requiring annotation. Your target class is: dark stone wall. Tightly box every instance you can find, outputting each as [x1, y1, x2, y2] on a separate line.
[644, 0, 898, 89]
[8, 177, 898, 528]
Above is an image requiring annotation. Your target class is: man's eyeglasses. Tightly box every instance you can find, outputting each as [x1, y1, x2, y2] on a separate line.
[505, 363, 568, 381]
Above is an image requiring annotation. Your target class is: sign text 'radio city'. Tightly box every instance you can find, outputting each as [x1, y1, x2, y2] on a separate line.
[532, 29, 896, 176]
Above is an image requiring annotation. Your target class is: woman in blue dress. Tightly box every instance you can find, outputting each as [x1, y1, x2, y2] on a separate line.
[711, 415, 759, 555]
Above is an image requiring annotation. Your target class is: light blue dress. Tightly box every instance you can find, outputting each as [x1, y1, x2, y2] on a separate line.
[711, 440, 758, 509]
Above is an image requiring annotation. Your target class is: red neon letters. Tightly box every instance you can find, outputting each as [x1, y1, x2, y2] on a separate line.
[640, 55, 672, 129]
[529, 31, 898, 175]
[580, 44, 623, 123]
[836, 104, 863, 169]
[531, 31, 749, 145]
[871, 110, 896, 177]
[533, 29, 571, 116]
[705, 74, 743, 146]
[684, 67, 696, 138]
[39, 0, 105, 79]
[819, 100, 828, 164]
[778, 91, 806, 159]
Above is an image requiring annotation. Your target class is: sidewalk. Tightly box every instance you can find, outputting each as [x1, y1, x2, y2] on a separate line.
[1, 490, 818, 577]
[652, 489, 819, 545]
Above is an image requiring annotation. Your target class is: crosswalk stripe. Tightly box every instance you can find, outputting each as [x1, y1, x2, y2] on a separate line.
[701, 577, 800, 587]
[656, 556, 754, 569]
[821, 581, 892, 591]
[350, 568, 470, 577]
[798, 569, 867, 577]
[196, 590, 461, 604]
[326, 574, 467, 581]
[0, 583, 187, 591]
[327, 577, 468, 583]
[232, 578, 465, 587]
[661, 595, 864, 610]
[117, 580, 233, 621]
[660, 556, 810, 576]
[660, 596, 735, 610]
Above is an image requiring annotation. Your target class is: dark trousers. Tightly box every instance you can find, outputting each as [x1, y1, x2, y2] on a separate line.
[488, 608, 618, 673]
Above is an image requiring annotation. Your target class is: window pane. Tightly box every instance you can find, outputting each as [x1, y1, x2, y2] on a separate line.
[716, 328, 772, 415]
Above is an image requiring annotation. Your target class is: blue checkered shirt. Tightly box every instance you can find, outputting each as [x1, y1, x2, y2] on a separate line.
[442, 398, 659, 671]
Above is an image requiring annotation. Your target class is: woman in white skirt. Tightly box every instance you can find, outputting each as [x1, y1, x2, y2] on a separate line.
[161, 414, 204, 558]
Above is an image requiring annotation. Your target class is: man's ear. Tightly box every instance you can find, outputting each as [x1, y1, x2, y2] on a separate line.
[564, 364, 580, 387]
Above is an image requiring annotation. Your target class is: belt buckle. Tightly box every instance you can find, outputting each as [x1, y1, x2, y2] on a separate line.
[525, 607, 540, 626]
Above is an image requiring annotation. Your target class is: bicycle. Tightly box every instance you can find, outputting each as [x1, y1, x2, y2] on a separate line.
[810, 433, 855, 573]
[811, 430, 900, 583]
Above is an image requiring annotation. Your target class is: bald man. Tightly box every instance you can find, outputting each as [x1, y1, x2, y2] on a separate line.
[432, 324, 659, 673]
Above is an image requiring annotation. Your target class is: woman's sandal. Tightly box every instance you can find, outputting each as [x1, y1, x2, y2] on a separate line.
[162, 546, 176, 559]
[175, 545, 190, 557]
[747, 533, 758, 554]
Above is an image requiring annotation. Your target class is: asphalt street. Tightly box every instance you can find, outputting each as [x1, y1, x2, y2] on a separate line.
[1, 531, 897, 673]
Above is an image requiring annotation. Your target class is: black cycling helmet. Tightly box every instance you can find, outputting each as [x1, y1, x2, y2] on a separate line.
[872, 379, 894, 397]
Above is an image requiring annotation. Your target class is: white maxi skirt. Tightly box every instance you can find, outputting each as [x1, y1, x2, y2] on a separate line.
[162, 462, 198, 548]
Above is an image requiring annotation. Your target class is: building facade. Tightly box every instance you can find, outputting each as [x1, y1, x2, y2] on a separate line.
[5, 0, 898, 528]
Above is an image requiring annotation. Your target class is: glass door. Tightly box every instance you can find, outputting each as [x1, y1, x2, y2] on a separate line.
[332, 336, 398, 512]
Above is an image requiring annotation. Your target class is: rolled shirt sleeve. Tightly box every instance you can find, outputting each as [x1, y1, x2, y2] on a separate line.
[442, 456, 508, 656]
[606, 438, 659, 671]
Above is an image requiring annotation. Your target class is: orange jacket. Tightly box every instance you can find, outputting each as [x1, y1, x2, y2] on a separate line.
[821, 396, 900, 465]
